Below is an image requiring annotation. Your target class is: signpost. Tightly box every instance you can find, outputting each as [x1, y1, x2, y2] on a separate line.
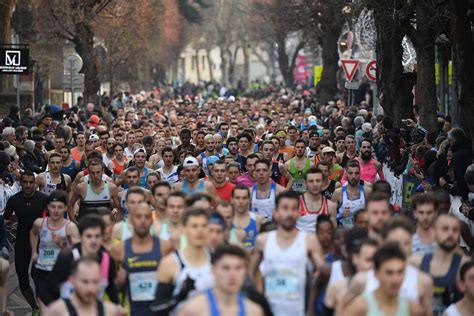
[341, 59, 360, 108]
[365, 60, 376, 81]
[63, 54, 84, 106]
[1, 37, 30, 119]
[341, 59, 360, 82]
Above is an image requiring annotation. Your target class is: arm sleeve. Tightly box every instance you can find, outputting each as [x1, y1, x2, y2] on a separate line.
[40, 250, 73, 305]
[106, 258, 119, 304]
[3, 198, 14, 220]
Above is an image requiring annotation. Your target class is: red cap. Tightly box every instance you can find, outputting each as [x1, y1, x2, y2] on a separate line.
[88, 115, 100, 127]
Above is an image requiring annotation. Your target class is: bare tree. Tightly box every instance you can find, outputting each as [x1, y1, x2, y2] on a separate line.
[251, 0, 305, 88]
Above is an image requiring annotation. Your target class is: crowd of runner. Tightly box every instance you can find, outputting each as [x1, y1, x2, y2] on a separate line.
[0, 87, 473, 316]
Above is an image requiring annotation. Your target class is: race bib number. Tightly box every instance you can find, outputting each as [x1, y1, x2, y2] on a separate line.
[39, 248, 60, 266]
[265, 269, 299, 300]
[292, 181, 306, 192]
[339, 216, 354, 228]
[129, 271, 157, 301]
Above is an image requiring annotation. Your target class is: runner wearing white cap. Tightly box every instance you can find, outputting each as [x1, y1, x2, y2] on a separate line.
[174, 157, 219, 201]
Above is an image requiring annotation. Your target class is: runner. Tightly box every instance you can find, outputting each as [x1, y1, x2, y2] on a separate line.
[213, 133, 229, 157]
[334, 135, 346, 160]
[36, 153, 71, 194]
[276, 130, 294, 158]
[111, 202, 172, 315]
[236, 133, 253, 171]
[225, 137, 239, 161]
[41, 214, 118, 305]
[146, 171, 161, 189]
[282, 138, 312, 193]
[339, 135, 358, 168]
[356, 139, 384, 184]
[175, 129, 195, 158]
[235, 154, 259, 187]
[314, 227, 370, 316]
[250, 190, 324, 316]
[71, 132, 86, 162]
[250, 159, 285, 218]
[157, 191, 187, 249]
[69, 159, 121, 221]
[109, 144, 129, 180]
[175, 157, 219, 199]
[30, 190, 80, 310]
[231, 185, 263, 250]
[126, 148, 152, 189]
[156, 147, 179, 187]
[207, 213, 227, 252]
[332, 160, 371, 228]
[102, 137, 116, 168]
[178, 244, 264, 316]
[260, 140, 284, 186]
[4, 170, 49, 315]
[365, 193, 392, 244]
[341, 243, 421, 315]
[317, 160, 341, 200]
[112, 187, 158, 242]
[59, 146, 81, 180]
[211, 159, 235, 201]
[321, 146, 343, 182]
[98, 208, 114, 251]
[444, 261, 474, 316]
[340, 216, 434, 315]
[117, 167, 141, 219]
[45, 258, 125, 315]
[297, 167, 337, 232]
[322, 238, 378, 316]
[410, 214, 471, 315]
[197, 134, 216, 176]
[152, 208, 213, 314]
[412, 192, 437, 255]
[124, 132, 136, 159]
[226, 162, 241, 185]
[151, 181, 172, 224]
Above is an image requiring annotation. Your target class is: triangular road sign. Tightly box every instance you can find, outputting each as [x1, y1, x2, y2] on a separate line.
[341, 59, 360, 82]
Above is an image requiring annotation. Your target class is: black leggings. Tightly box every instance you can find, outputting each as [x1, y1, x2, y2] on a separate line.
[14, 238, 32, 292]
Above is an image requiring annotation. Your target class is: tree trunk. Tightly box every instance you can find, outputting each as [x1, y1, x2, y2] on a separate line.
[243, 42, 250, 89]
[276, 35, 303, 89]
[412, 2, 438, 133]
[415, 43, 437, 132]
[451, 0, 474, 150]
[228, 46, 239, 86]
[373, 3, 413, 127]
[276, 36, 292, 88]
[0, 0, 15, 43]
[0, 0, 15, 92]
[109, 57, 115, 98]
[194, 49, 201, 83]
[206, 49, 214, 81]
[74, 22, 100, 104]
[220, 46, 228, 85]
[316, 25, 342, 105]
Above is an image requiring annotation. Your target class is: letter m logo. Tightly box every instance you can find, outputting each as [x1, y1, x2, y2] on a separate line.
[5, 50, 20, 66]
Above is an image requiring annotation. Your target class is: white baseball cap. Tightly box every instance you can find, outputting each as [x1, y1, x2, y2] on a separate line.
[183, 157, 199, 168]
[89, 134, 99, 141]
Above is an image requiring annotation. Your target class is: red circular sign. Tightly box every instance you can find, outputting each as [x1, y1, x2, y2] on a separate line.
[366, 60, 376, 81]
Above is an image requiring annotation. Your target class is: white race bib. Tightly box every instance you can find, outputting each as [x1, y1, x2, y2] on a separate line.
[265, 269, 299, 300]
[129, 271, 157, 301]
